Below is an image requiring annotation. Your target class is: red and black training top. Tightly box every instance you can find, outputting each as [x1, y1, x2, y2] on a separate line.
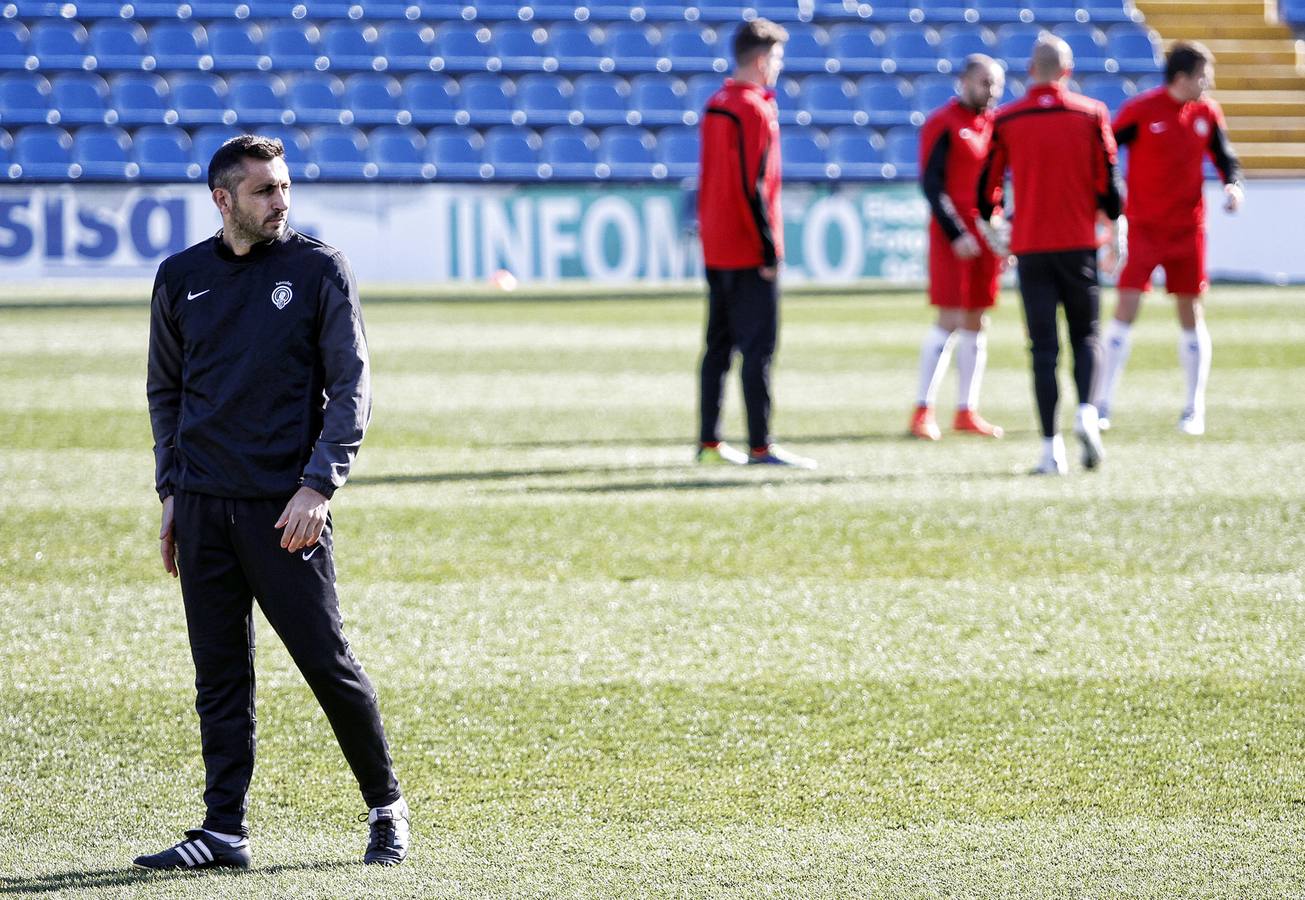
[698, 78, 784, 270]
[1112, 87, 1241, 230]
[977, 82, 1123, 255]
[920, 97, 995, 242]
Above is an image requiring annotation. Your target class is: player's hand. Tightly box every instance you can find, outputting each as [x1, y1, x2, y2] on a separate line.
[976, 216, 1010, 258]
[159, 495, 178, 578]
[1102, 215, 1127, 276]
[951, 232, 982, 260]
[275, 486, 329, 553]
[1224, 182, 1243, 213]
[759, 265, 778, 282]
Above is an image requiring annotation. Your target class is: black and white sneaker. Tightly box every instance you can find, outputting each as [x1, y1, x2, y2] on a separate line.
[361, 806, 410, 866]
[132, 829, 251, 871]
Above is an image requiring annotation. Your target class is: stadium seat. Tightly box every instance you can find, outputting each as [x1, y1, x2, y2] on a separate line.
[668, 23, 731, 74]
[573, 72, 633, 125]
[630, 1, 694, 21]
[403, 72, 465, 125]
[1080, 0, 1139, 23]
[110, 72, 176, 125]
[426, 126, 489, 179]
[485, 125, 544, 179]
[1027, 0, 1087, 22]
[0, 71, 55, 124]
[0, 127, 14, 179]
[286, 71, 349, 124]
[50, 72, 113, 124]
[72, 123, 136, 179]
[754, 0, 813, 21]
[864, 0, 916, 22]
[206, 22, 271, 71]
[528, 1, 593, 21]
[149, 21, 214, 71]
[14, 124, 76, 178]
[655, 124, 698, 178]
[262, 22, 326, 71]
[410, 0, 475, 20]
[598, 124, 659, 179]
[368, 124, 434, 179]
[1054, 23, 1110, 73]
[912, 72, 959, 117]
[781, 131, 834, 179]
[883, 24, 947, 73]
[540, 125, 602, 179]
[344, 72, 410, 124]
[494, 22, 555, 72]
[610, 23, 669, 74]
[971, 0, 1026, 22]
[800, 74, 866, 126]
[0, 23, 34, 72]
[1108, 25, 1161, 73]
[1132, 72, 1161, 92]
[915, 0, 978, 24]
[457, 72, 521, 124]
[191, 124, 241, 170]
[773, 75, 805, 125]
[686, 72, 722, 114]
[228, 72, 292, 125]
[1080, 73, 1133, 114]
[28, 21, 89, 71]
[938, 23, 995, 68]
[170, 72, 234, 125]
[308, 124, 375, 179]
[995, 23, 1046, 71]
[884, 125, 920, 177]
[829, 126, 891, 178]
[694, 0, 749, 22]
[776, 23, 832, 73]
[547, 23, 612, 73]
[827, 24, 889, 74]
[432, 22, 500, 73]
[515, 73, 580, 125]
[469, 0, 520, 21]
[859, 74, 916, 125]
[87, 20, 153, 72]
[133, 124, 202, 181]
[377, 23, 439, 72]
[629, 73, 691, 125]
[256, 124, 316, 178]
[320, 22, 383, 72]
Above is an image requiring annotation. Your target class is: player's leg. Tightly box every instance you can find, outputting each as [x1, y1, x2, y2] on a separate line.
[952, 246, 1002, 437]
[1015, 253, 1067, 474]
[912, 232, 960, 440]
[697, 268, 744, 463]
[1060, 249, 1105, 470]
[1169, 230, 1210, 434]
[1094, 227, 1156, 428]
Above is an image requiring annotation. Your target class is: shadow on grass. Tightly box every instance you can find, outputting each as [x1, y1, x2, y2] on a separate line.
[511, 469, 1022, 495]
[351, 463, 688, 486]
[483, 431, 920, 451]
[0, 860, 358, 894]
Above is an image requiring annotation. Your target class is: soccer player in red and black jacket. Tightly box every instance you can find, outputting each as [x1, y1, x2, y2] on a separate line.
[696, 17, 815, 469]
[911, 54, 1007, 442]
[978, 36, 1124, 475]
[1093, 40, 1242, 436]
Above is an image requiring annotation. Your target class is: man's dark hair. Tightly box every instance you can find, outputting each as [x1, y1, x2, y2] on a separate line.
[732, 17, 788, 66]
[207, 134, 285, 192]
[1165, 40, 1213, 84]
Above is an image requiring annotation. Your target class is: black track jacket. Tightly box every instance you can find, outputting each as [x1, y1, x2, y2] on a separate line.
[147, 228, 371, 502]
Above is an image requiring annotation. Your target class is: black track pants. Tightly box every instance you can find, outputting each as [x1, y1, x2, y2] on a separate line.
[1016, 250, 1102, 438]
[173, 490, 401, 836]
[699, 266, 779, 450]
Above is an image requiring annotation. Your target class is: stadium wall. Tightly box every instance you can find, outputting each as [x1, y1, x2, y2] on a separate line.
[0, 181, 1297, 286]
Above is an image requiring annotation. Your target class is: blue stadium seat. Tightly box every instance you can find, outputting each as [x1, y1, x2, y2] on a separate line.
[1132, 72, 1161, 92]
[433, 22, 500, 73]
[606, 23, 662, 73]
[286, 72, 348, 124]
[777, 23, 832, 73]
[573, 72, 632, 125]
[773, 75, 804, 125]
[864, 0, 916, 22]
[883, 24, 947, 73]
[995, 24, 1046, 71]
[0, 72, 55, 124]
[686, 72, 722, 114]
[469, 0, 520, 21]
[540, 125, 601, 178]
[827, 24, 889, 74]
[50, 72, 112, 124]
[0, 23, 34, 72]
[320, 22, 383, 72]
[257, 124, 317, 179]
[458, 73, 521, 124]
[630, 73, 690, 125]
[971, 0, 1026, 22]
[29, 21, 89, 71]
[859, 74, 916, 125]
[206, 22, 271, 71]
[884, 125, 920, 177]
[938, 24, 995, 68]
[916, 0, 978, 24]
[191, 124, 241, 170]
[410, 0, 475, 20]
[228, 72, 291, 124]
[548, 23, 612, 73]
[656, 124, 698, 178]
[1108, 25, 1160, 73]
[368, 124, 434, 178]
[241, 0, 304, 18]
[1027, 0, 1087, 22]
[829, 126, 891, 178]
[427, 126, 489, 179]
[1079, 73, 1132, 114]
[781, 131, 834, 179]
[912, 72, 958, 117]
[263, 22, 325, 71]
[660, 22, 727, 73]
[754, 0, 813, 21]
[630, 1, 693, 21]
[402, 72, 465, 125]
[495, 22, 555, 72]
[110, 72, 176, 125]
[309, 125, 375, 179]
[695, 0, 749, 21]
[1081, 0, 1138, 23]
[14, 124, 76, 178]
[1054, 24, 1110, 73]
[72, 124, 136, 178]
[87, 20, 153, 72]
[800, 74, 866, 126]
[598, 125, 658, 178]
[170, 72, 234, 125]
[149, 22, 214, 71]
[0, 127, 16, 180]
[812, 0, 864, 18]
[344, 73, 410, 124]
[485, 125, 544, 179]
[134, 125, 202, 181]
[377, 23, 439, 72]
[515, 73, 579, 125]
[528, 1, 592, 21]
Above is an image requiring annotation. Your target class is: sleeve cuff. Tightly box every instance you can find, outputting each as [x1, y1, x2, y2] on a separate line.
[301, 476, 337, 499]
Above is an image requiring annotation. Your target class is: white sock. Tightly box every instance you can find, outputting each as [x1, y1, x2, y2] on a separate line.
[369, 796, 409, 823]
[1178, 323, 1211, 417]
[1095, 318, 1133, 414]
[954, 329, 986, 411]
[1041, 434, 1067, 463]
[916, 324, 956, 408]
[1075, 402, 1099, 432]
[202, 829, 246, 845]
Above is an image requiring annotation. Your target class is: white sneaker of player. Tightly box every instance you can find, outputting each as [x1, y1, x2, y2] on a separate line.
[1031, 435, 1068, 476]
[1073, 404, 1104, 470]
[1178, 409, 1205, 436]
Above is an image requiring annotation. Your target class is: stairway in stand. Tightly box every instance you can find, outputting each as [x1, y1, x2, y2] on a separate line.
[1136, 0, 1305, 174]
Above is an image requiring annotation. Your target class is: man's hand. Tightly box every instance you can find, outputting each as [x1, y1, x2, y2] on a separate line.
[1101, 214, 1127, 277]
[275, 486, 329, 553]
[1224, 182, 1244, 213]
[951, 232, 982, 260]
[160, 495, 178, 578]
[976, 216, 1010, 259]
[759, 265, 778, 282]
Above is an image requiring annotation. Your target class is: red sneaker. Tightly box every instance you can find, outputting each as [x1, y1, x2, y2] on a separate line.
[953, 408, 1003, 438]
[910, 405, 941, 441]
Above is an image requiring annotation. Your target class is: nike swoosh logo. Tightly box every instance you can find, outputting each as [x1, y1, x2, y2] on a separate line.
[187, 289, 210, 300]
[302, 545, 321, 561]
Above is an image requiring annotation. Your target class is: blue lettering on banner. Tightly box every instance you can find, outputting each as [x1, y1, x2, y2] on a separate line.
[0, 199, 34, 259]
[76, 207, 118, 259]
[44, 197, 64, 259]
[130, 197, 186, 258]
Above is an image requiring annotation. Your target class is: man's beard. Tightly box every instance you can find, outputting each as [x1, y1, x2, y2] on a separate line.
[227, 199, 286, 246]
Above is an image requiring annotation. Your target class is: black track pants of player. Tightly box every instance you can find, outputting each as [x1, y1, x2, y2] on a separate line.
[173, 490, 401, 837]
[1016, 249, 1102, 438]
[699, 266, 779, 450]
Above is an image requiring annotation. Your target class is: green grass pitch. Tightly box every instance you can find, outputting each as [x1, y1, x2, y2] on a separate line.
[1, 283, 1303, 898]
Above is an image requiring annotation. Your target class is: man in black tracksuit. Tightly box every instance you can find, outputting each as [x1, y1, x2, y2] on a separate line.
[137, 135, 408, 871]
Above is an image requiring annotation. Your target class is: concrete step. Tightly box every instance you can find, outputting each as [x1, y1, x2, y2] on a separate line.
[1168, 39, 1299, 67]
[1226, 116, 1305, 141]
[1212, 90, 1305, 116]
[1235, 143, 1305, 167]
[1217, 72, 1305, 89]
[1137, 0, 1271, 14]
[1148, 22, 1289, 38]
